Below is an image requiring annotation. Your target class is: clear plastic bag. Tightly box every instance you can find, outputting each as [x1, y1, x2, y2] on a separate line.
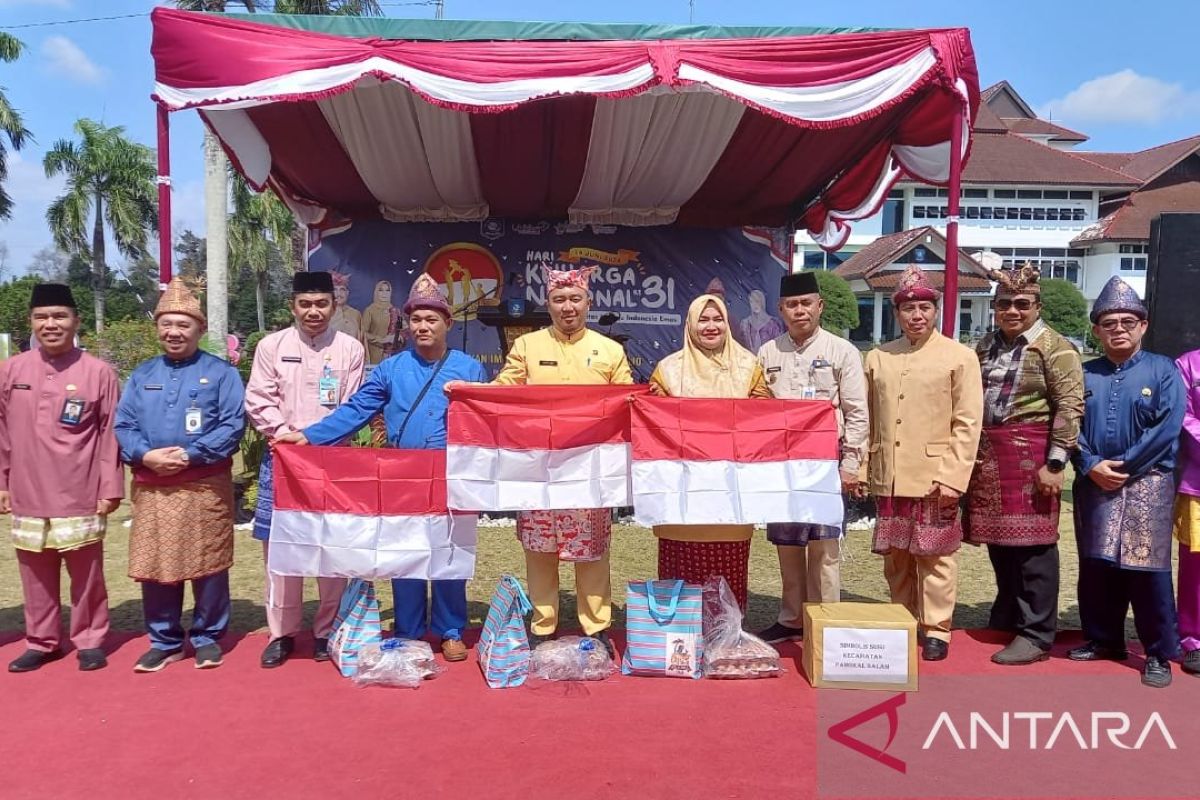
[352, 638, 441, 688]
[529, 636, 615, 681]
[702, 577, 782, 679]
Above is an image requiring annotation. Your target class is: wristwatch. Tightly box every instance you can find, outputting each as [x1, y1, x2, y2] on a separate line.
[1046, 458, 1065, 474]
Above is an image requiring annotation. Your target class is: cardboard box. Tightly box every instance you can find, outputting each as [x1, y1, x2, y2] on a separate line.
[802, 602, 918, 691]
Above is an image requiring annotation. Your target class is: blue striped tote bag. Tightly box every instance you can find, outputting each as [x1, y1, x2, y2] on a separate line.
[328, 579, 383, 678]
[478, 575, 534, 688]
[621, 579, 704, 679]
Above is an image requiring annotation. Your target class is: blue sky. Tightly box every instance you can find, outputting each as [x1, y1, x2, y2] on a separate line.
[1, 0, 1198, 274]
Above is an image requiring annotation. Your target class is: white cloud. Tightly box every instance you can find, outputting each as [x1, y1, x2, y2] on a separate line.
[1039, 69, 1200, 125]
[0, 149, 68, 274]
[39, 35, 106, 86]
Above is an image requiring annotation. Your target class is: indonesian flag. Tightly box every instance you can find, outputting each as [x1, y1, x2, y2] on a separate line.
[631, 397, 843, 527]
[267, 445, 477, 580]
[447, 385, 648, 511]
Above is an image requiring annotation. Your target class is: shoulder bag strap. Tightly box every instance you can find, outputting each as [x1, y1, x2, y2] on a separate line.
[393, 350, 451, 444]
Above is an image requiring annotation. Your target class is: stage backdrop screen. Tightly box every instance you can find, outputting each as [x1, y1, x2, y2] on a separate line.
[308, 220, 792, 381]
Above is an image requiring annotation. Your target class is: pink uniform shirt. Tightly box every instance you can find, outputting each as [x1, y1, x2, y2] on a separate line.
[0, 348, 124, 517]
[245, 326, 365, 438]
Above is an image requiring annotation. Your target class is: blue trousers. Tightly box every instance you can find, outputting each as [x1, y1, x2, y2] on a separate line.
[1078, 558, 1180, 659]
[141, 570, 231, 651]
[391, 579, 466, 640]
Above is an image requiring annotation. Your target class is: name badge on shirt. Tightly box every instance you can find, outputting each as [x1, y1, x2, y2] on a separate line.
[184, 390, 203, 435]
[811, 358, 831, 369]
[539, 360, 558, 366]
[60, 397, 85, 425]
[12, 383, 30, 390]
[766, 366, 781, 373]
[144, 384, 164, 391]
[318, 368, 339, 407]
[282, 356, 302, 363]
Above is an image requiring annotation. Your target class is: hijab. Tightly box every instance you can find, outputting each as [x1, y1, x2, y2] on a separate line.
[655, 294, 760, 398]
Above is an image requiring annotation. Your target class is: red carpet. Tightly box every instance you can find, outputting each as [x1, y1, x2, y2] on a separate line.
[0, 629, 1185, 800]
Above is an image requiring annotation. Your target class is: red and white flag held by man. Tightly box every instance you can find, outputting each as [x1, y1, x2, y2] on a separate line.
[446, 385, 647, 511]
[267, 445, 477, 580]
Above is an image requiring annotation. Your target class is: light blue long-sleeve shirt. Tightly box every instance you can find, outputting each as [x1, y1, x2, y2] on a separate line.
[304, 348, 487, 450]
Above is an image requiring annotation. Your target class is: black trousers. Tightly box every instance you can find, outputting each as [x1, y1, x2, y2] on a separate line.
[1078, 557, 1180, 660]
[987, 543, 1059, 650]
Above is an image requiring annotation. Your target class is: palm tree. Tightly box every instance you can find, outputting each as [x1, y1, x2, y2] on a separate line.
[175, 0, 382, 353]
[44, 119, 158, 332]
[229, 170, 295, 330]
[0, 33, 32, 221]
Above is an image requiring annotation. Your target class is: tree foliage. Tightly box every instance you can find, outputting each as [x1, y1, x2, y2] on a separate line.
[0, 275, 39, 346]
[803, 270, 859, 333]
[44, 119, 157, 332]
[83, 320, 162, 381]
[1038, 278, 1088, 339]
[0, 31, 32, 221]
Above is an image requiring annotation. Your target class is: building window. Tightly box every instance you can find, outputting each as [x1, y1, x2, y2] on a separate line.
[1069, 190, 1093, 200]
[1119, 244, 1148, 254]
[1017, 189, 1042, 199]
[914, 187, 938, 197]
[1120, 256, 1147, 272]
[963, 188, 988, 198]
[1043, 189, 1069, 200]
[803, 251, 826, 270]
[993, 189, 1017, 199]
[882, 198, 905, 235]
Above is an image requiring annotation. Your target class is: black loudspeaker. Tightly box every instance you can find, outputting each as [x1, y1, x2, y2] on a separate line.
[1145, 213, 1200, 360]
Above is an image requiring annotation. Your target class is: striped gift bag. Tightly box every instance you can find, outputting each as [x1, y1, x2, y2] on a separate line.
[328, 579, 383, 677]
[477, 575, 534, 688]
[621, 579, 704, 679]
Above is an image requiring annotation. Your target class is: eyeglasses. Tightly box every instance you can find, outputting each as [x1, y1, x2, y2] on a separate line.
[1098, 318, 1142, 332]
[993, 298, 1037, 311]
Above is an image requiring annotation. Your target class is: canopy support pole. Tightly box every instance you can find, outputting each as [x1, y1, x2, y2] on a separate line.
[942, 102, 964, 338]
[156, 105, 173, 290]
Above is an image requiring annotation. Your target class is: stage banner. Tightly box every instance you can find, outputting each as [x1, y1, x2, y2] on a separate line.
[308, 219, 791, 380]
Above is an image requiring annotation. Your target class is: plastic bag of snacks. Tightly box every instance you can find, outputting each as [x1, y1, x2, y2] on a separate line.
[530, 636, 615, 682]
[352, 638, 441, 688]
[701, 577, 781, 679]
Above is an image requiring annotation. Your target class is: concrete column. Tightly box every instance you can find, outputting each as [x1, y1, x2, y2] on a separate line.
[872, 291, 884, 343]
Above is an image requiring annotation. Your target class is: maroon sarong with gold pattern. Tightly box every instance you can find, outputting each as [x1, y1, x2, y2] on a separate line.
[965, 422, 1059, 547]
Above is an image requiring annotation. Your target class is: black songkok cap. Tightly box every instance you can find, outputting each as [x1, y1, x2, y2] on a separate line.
[30, 283, 77, 310]
[292, 271, 335, 294]
[779, 271, 820, 298]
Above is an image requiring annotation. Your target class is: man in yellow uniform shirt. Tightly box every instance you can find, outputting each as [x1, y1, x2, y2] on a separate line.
[492, 265, 632, 657]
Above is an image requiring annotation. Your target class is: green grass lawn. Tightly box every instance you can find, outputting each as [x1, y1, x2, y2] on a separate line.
[0, 501, 1094, 636]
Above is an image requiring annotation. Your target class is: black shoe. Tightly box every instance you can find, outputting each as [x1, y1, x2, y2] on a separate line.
[1141, 655, 1172, 688]
[756, 623, 804, 645]
[1067, 641, 1128, 662]
[260, 636, 293, 669]
[591, 629, 617, 660]
[922, 638, 949, 661]
[194, 643, 224, 669]
[312, 637, 330, 662]
[8, 648, 64, 673]
[77, 648, 107, 672]
[1182, 649, 1200, 676]
[133, 647, 184, 673]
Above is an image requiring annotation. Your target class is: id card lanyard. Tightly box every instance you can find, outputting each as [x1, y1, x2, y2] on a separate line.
[184, 389, 202, 435]
[318, 357, 339, 407]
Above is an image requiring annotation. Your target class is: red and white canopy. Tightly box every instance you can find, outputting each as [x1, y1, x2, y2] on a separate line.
[150, 9, 978, 248]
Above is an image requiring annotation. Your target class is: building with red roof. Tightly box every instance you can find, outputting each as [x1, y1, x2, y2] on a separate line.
[799, 81, 1200, 341]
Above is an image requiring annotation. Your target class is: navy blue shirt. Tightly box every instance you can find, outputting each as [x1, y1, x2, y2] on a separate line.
[1074, 349, 1186, 478]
